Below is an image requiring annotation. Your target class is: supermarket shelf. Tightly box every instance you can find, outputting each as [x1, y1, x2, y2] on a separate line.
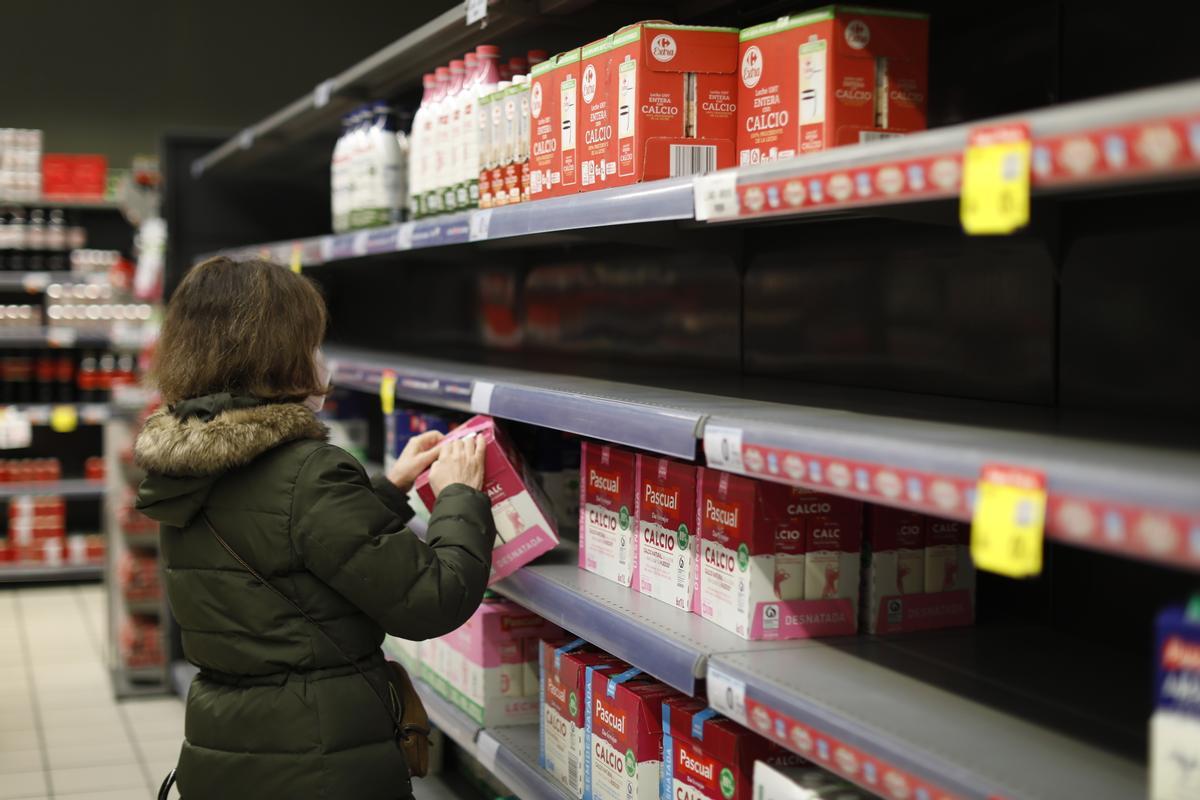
[0, 403, 111, 425]
[191, 0, 586, 178]
[0, 326, 111, 348]
[0, 272, 108, 291]
[328, 346, 702, 459]
[170, 660, 199, 701]
[0, 563, 102, 583]
[109, 666, 168, 700]
[707, 631, 1146, 800]
[412, 774, 472, 800]
[495, 543, 798, 695]
[414, 679, 570, 800]
[329, 347, 1200, 571]
[213, 177, 695, 267]
[0, 196, 120, 211]
[0, 479, 106, 498]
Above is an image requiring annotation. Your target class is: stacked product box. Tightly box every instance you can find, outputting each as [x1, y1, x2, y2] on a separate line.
[413, 415, 560, 583]
[540, 638, 629, 798]
[585, 665, 681, 800]
[1152, 604, 1200, 800]
[696, 469, 859, 640]
[862, 507, 974, 634]
[753, 761, 875, 800]
[662, 697, 804, 800]
[736, 6, 929, 166]
[422, 597, 560, 727]
[579, 442, 638, 587]
[530, 48, 582, 199]
[634, 455, 700, 611]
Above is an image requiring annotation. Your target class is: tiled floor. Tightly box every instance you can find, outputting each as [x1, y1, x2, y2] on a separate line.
[0, 584, 182, 800]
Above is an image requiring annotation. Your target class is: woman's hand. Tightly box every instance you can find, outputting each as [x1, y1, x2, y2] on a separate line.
[429, 433, 487, 496]
[387, 430, 444, 492]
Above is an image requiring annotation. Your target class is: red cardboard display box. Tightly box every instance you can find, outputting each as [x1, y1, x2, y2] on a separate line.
[530, 48, 581, 199]
[737, 6, 929, 165]
[41, 154, 108, 198]
[579, 442, 638, 587]
[633, 455, 699, 611]
[663, 697, 803, 800]
[586, 666, 681, 800]
[413, 415, 559, 583]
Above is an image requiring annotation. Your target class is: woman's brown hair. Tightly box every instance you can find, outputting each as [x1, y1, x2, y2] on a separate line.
[152, 257, 328, 404]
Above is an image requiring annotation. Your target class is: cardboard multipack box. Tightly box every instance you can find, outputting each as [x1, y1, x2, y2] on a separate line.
[587, 22, 739, 189]
[753, 761, 873, 800]
[413, 415, 559, 583]
[530, 48, 581, 199]
[541, 638, 628, 799]
[662, 697, 802, 800]
[697, 470, 857, 640]
[1152, 606, 1200, 800]
[924, 517, 974, 595]
[579, 442, 638, 586]
[737, 6, 929, 165]
[798, 491, 862, 607]
[422, 598, 560, 727]
[634, 455, 699, 611]
[579, 35, 617, 191]
[586, 666, 681, 800]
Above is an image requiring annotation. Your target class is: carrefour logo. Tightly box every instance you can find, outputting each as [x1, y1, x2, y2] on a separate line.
[531, 82, 544, 118]
[741, 46, 763, 88]
[582, 64, 597, 103]
[845, 19, 871, 50]
[651, 33, 677, 62]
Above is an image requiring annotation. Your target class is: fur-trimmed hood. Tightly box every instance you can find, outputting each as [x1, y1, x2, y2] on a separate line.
[135, 394, 327, 528]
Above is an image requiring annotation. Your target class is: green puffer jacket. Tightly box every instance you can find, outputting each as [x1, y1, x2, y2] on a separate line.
[134, 393, 495, 800]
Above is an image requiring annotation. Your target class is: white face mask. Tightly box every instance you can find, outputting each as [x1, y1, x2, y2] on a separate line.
[304, 348, 331, 413]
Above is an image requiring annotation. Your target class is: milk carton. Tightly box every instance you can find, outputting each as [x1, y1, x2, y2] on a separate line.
[541, 638, 627, 799]
[662, 698, 801, 800]
[801, 494, 862, 607]
[697, 470, 856, 640]
[413, 415, 559, 583]
[1152, 605, 1200, 800]
[579, 34, 617, 190]
[585, 667, 680, 800]
[530, 48, 581, 199]
[579, 443, 637, 587]
[634, 456, 699, 611]
[422, 598, 560, 727]
[924, 517, 973, 594]
[753, 761, 872, 800]
[737, 7, 929, 166]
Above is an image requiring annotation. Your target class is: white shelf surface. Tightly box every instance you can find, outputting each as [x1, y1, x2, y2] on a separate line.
[332, 347, 1200, 571]
[0, 563, 102, 583]
[0, 479, 106, 499]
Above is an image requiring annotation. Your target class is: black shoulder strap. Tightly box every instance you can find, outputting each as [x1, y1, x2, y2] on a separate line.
[198, 510, 413, 740]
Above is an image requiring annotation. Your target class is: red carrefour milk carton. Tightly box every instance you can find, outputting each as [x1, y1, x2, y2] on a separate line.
[579, 443, 638, 587]
[586, 666, 680, 800]
[663, 697, 803, 800]
[737, 6, 929, 165]
[697, 469, 856, 640]
[414, 415, 559, 583]
[530, 48, 581, 199]
[579, 35, 617, 191]
[634, 456, 699, 611]
[541, 638, 628, 799]
[594, 22, 739, 187]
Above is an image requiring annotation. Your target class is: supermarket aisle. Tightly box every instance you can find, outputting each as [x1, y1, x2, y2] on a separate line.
[0, 584, 182, 800]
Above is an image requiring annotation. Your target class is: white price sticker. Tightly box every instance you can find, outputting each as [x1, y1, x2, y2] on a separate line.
[45, 326, 77, 348]
[238, 128, 255, 150]
[703, 424, 745, 473]
[470, 381, 495, 414]
[0, 411, 33, 451]
[352, 231, 370, 256]
[693, 170, 740, 221]
[707, 665, 749, 727]
[22, 273, 49, 293]
[465, 0, 488, 25]
[313, 79, 336, 108]
[396, 222, 414, 251]
[476, 730, 502, 773]
[468, 208, 493, 242]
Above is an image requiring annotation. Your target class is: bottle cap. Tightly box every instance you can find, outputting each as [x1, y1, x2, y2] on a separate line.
[476, 44, 501, 58]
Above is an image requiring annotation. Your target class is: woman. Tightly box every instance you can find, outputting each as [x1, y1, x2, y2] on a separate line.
[135, 256, 495, 799]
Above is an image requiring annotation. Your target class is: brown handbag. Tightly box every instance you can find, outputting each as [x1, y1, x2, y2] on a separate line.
[200, 511, 433, 777]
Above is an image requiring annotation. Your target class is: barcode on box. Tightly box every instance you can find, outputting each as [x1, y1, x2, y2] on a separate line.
[568, 750, 580, 794]
[859, 131, 906, 143]
[670, 144, 718, 177]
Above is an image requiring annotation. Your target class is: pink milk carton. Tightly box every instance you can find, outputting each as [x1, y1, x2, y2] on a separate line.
[579, 443, 638, 587]
[634, 456, 699, 611]
[422, 598, 561, 727]
[414, 415, 560, 583]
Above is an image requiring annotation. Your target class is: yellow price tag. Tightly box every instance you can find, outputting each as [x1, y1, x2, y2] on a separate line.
[970, 463, 1046, 578]
[379, 370, 397, 416]
[50, 405, 78, 434]
[290, 244, 303, 274]
[960, 124, 1031, 235]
